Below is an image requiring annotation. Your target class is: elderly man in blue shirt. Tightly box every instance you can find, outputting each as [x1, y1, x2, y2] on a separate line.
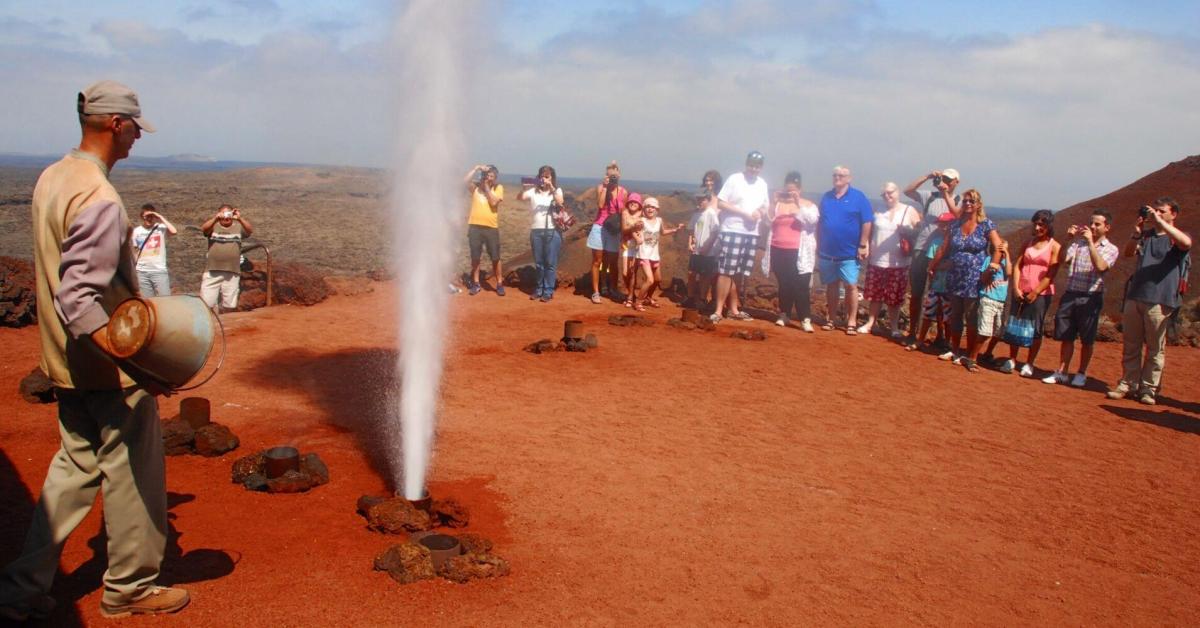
[817, 165, 874, 334]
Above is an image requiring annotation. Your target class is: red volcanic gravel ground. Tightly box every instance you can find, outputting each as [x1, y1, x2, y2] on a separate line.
[1, 283, 1199, 626]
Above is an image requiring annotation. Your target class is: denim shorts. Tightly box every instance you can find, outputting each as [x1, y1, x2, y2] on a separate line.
[586, 223, 620, 253]
[817, 256, 861, 285]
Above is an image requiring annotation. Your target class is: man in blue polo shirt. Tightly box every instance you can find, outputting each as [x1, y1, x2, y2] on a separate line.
[818, 165, 873, 334]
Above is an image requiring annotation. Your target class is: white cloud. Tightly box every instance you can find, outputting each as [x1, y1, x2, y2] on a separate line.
[1, 2, 1197, 208]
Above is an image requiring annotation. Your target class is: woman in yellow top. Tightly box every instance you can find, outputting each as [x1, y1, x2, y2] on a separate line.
[463, 164, 504, 295]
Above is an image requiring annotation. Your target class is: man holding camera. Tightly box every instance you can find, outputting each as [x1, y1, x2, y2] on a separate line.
[1107, 197, 1192, 405]
[1041, 209, 1119, 387]
[1, 80, 189, 621]
[132, 203, 178, 296]
[902, 168, 962, 346]
[201, 204, 254, 313]
[464, 164, 504, 295]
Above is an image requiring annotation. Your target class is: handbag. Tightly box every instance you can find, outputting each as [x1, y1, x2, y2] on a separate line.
[1002, 303, 1036, 348]
[551, 200, 576, 232]
[898, 206, 914, 256]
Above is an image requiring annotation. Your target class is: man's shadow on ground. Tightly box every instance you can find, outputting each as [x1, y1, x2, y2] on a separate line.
[1100, 402, 1200, 435]
[244, 346, 401, 482]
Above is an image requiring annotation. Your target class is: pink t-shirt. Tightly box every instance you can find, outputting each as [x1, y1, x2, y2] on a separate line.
[1018, 241, 1056, 295]
[594, 185, 627, 226]
[769, 207, 803, 249]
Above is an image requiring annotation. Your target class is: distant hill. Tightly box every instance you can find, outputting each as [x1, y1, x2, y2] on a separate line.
[1010, 155, 1199, 317]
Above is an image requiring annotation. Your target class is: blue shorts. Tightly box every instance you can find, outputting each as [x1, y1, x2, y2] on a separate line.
[817, 256, 861, 285]
[586, 223, 620, 253]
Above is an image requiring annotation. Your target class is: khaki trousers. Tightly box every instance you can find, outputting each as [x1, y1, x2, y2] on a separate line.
[1120, 299, 1174, 395]
[0, 388, 166, 607]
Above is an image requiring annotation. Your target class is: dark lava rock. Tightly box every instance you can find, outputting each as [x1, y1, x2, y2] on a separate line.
[456, 533, 493, 556]
[696, 318, 716, 331]
[374, 543, 436, 584]
[429, 498, 470, 528]
[232, 452, 266, 484]
[266, 469, 311, 493]
[667, 318, 696, 330]
[437, 552, 511, 584]
[562, 338, 588, 352]
[18, 368, 55, 404]
[237, 261, 331, 311]
[162, 418, 196, 456]
[232, 450, 327, 493]
[357, 494, 386, 515]
[300, 453, 330, 486]
[243, 474, 269, 492]
[365, 498, 433, 534]
[0, 256, 37, 328]
[1095, 315, 1121, 343]
[608, 315, 654, 327]
[524, 339, 559, 354]
[193, 423, 239, 457]
[730, 329, 767, 341]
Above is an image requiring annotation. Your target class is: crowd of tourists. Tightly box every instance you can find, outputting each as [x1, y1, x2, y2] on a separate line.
[464, 152, 1192, 406]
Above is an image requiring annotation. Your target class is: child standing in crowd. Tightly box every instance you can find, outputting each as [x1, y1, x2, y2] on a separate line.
[1042, 209, 1119, 387]
[908, 212, 955, 352]
[620, 194, 645, 307]
[686, 171, 722, 311]
[1000, 210, 1060, 376]
[635, 197, 683, 311]
[976, 239, 1012, 365]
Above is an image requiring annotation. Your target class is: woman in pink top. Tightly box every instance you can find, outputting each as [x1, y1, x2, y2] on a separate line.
[587, 161, 628, 303]
[1002, 209, 1061, 377]
[766, 171, 820, 331]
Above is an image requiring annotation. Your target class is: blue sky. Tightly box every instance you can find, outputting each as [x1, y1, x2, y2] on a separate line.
[2, 0, 1198, 207]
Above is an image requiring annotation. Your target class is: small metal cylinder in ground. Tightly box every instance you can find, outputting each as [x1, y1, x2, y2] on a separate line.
[416, 533, 461, 570]
[180, 397, 211, 429]
[263, 446, 300, 479]
[563, 319, 584, 341]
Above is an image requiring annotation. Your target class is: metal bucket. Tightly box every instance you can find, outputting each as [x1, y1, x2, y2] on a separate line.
[106, 295, 221, 391]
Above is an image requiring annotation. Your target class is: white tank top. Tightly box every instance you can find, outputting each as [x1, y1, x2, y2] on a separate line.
[637, 217, 662, 261]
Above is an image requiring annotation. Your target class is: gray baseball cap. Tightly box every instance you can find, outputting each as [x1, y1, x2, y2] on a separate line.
[77, 80, 155, 133]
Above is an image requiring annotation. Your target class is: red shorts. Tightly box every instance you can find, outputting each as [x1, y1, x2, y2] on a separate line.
[864, 266, 908, 307]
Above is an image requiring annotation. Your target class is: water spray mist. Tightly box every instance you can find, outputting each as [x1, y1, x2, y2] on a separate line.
[389, 0, 475, 499]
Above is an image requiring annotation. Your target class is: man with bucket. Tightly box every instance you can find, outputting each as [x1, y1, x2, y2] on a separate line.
[0, 81, 189, 620]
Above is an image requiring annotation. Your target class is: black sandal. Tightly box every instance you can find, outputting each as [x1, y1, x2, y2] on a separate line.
[963, 358, 980, 373]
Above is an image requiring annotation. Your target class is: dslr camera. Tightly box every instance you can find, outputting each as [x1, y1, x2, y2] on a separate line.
[1138, 205, 1153, 218]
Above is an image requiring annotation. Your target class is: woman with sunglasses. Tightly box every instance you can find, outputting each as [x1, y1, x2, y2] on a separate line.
[927, 188, 1002, 372]
[999, 209, 1061, 376]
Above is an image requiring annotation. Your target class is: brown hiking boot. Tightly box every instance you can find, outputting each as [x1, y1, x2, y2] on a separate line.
[100, 586, 189, 618]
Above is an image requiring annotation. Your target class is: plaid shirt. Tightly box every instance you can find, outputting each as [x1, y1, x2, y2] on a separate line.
[1064, 238, 1119, 293]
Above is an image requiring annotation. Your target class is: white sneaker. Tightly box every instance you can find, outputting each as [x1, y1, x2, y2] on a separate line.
[775, 315, 788, 327]
[1070, 373, 1087, 388]
[938, 351, 956, 361]
[1041, 371, 1068, 385]
[801, 318, 814, 333]
[856, 323, 872, 335]
[1019, 364, 1034, 378]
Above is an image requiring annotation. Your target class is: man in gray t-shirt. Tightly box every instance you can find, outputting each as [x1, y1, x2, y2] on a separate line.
[1107, 196, 1192, 405]
[200, 204, 253, 312]
[901, 168, 961, 343]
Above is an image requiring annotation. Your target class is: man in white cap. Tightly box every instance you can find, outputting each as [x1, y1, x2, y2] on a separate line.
[902, 168, 962, 347]
[0, 80, 189, 620]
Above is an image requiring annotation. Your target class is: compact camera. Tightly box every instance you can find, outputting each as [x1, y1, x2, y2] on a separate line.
[1138, 205, 1153, 218]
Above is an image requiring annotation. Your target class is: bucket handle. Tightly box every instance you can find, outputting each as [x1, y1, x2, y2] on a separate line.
[171, 307, 227, 392]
